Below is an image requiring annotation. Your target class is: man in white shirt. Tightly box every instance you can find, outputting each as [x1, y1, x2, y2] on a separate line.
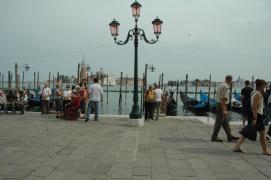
[41, 83, 52, 115]
[211, 75, 239, 142]
[154, 83, 163, 120]
[85, 77, 103, 121]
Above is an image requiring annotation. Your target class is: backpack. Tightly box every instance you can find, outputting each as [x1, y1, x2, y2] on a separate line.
[147, 90, 155, 102]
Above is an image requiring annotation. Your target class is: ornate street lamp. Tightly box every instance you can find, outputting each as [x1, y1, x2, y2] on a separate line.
[109, 0, 163, 119]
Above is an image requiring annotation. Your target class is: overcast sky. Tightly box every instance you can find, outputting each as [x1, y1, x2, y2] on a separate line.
[0, 0, 271, 83]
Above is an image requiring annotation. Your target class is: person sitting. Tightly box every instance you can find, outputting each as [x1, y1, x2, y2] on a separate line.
[0, 90, 7, 114]
[166, 92, 177, 116]
[63, 88, 80, 120]
[16, 89, 28, 114]
[63, 84, 72, 112]
[6, 88, 17, 114]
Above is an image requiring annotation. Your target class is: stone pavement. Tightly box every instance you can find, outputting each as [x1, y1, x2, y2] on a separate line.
[0, 113, 271, 180]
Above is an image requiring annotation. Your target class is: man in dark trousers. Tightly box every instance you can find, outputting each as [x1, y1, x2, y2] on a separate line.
[241, 80, 254, 126]
[264, 84, 271, 137]
[211, 75, 239, 142]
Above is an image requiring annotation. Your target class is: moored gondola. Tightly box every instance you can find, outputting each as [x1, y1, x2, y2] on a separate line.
[180, 91, 209, 115]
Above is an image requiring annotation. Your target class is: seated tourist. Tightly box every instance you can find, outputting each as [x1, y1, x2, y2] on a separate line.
[16, 89, 27, 114]
[6, 88, 17, 114]
[63, 88, 80, 120]
[0, 90, 7, 114]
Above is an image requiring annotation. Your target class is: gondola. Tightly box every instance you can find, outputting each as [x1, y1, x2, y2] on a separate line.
[180, 91, 209, 115]
[199, 91, 217, 112]
[28, 94, 54, 111]
[230, 97, 242, 113]
[229, 91, 242, 113]
[28, 95, 42, 109]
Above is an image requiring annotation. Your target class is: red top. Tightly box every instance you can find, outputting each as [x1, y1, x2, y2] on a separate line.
[71, 96, 80, 107]
[79, 89, 87, 101]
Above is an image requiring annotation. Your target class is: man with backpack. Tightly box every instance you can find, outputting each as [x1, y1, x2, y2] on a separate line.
[144, 86, 156, 121]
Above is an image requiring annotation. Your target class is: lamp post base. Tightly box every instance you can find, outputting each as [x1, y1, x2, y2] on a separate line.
[129, 112, 142, 119]
[129, 105, 142, 119]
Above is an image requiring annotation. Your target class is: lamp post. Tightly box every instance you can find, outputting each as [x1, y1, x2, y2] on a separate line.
[15, 63, 30, 89]
[109, 0, 163, 119]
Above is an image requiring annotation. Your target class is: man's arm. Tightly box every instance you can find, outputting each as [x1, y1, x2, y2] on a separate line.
[221, 97, 228, 115]
[220, 86, 228, 115]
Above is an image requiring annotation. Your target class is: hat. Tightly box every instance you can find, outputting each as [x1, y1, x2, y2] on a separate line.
[75, 86, 81, 91]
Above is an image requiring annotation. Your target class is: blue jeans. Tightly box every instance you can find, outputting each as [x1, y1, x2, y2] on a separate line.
[86, 101, 99, 121]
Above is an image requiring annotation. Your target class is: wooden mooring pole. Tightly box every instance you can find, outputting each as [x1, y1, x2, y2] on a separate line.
[33, 72, 36, 90]
[118, 72, 123, 114]
[208, 74, 211, 105]
[195, 80, 198, 100]
[176, 80, 179, 104]
[106, 74, 109, 105]
[185, 74, 188, 96]
[125, 74, 128, 106]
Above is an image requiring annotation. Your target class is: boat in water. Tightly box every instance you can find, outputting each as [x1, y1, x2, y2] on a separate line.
[180, 91, 209, 115]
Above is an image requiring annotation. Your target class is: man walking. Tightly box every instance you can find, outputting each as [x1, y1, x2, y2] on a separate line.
[211, 75, 239, 142]
[233, 79, 271, 155]
[264, 84, 271, 138]
[154, 83, 163, 120]
[85, 77, 103, 122]
[41, 83, 52, 115]
[241, 80, 253, 126]
[264, 84, 271, 125]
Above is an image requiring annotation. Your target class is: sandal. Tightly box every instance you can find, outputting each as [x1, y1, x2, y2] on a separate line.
[233, 148, 244, 153]
[262, 152, 271, 156]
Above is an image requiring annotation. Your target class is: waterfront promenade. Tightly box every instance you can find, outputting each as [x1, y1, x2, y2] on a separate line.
[0, 114, 271, 180]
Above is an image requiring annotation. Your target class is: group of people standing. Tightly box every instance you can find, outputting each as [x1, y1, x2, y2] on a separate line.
[211, 75, 271, 156]
[144, 83, 163, 121]
[40, 77, 103, 121]
[144, 83, 177, 120]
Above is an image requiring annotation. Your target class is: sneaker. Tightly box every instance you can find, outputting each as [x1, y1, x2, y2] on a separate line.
[211, 138, 223, 142]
